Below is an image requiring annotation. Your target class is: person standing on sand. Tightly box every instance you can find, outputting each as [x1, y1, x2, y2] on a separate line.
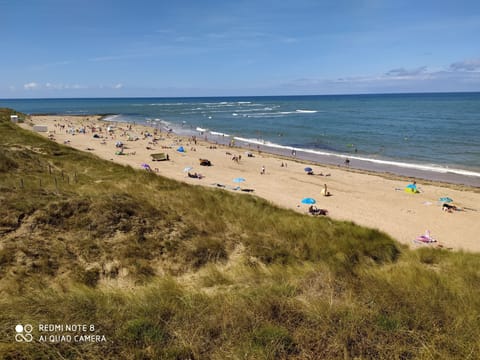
[321, 184, 330, 196]
[261, 165, 265, 175]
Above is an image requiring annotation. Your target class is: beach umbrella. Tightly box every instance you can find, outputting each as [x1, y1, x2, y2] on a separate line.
[406, 183, 417, 189]
[233, 177, 246, 183]
[439, 197, 453, 203]
[304, 167, 313, 172]
[301, 197, 316, 205]
[177, 146, 185, 153]
[183, 166, 193, 173]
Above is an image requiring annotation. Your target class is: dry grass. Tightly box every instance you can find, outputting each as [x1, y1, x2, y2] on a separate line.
[1, 108, 479, 359]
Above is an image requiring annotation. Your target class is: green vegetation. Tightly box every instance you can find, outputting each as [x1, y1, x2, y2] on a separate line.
[0, 108, 479, 359]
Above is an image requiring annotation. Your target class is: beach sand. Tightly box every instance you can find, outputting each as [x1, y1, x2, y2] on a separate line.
[21, 115, 480, 252]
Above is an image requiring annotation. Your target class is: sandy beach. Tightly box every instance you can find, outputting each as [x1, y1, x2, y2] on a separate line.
[21, 115, 480, 253]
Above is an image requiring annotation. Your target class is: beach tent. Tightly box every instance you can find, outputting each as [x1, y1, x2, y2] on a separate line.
[405, 183, 419, 194]
[177, 146, 185, 153]
[151, 153, 168, 161]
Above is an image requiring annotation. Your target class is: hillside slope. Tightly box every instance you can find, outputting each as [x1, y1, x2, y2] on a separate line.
[0, 108, 479, 359]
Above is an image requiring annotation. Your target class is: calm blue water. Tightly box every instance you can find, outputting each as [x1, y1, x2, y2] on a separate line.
[2, 93, 479, 176]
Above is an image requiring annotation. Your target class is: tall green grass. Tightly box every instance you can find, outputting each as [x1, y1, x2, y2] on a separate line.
[1, 108, 479, 359]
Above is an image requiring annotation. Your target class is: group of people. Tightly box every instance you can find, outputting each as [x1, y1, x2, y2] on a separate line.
[187, 172, 203, 179]
[308, 205, 328, 216]
[307, 184, 332, 216]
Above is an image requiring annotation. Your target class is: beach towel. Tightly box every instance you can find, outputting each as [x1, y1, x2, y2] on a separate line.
[414, 230, 436, 244]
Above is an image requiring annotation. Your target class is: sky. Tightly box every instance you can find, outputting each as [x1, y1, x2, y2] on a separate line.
[1, 0, 480, 98]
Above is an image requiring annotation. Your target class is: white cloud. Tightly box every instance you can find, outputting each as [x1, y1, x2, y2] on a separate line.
[385, 66, 428, 77]
[113, 83, 123, 89]
[449, 58, 480, 72]
[45, 83, 87, 90]
[281, 57, 480, 94]
[46, 82, 63, 89]
[24, 82, 39, 90]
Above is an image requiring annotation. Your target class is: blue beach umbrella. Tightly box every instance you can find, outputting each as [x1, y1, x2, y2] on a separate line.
[406, 183, 417, 189]
[304, 167, 313, 172]
[233, 177, 246, 183]
[439, 197, 453, 203]
[301, 197, 316, 205]
[177, 146, 185, 153]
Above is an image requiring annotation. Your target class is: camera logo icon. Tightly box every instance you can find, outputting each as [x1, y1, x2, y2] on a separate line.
[15, 324, 33, 342]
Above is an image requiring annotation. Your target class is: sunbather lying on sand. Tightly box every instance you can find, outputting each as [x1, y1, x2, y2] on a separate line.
[188, 172, 203, 179]
[442, 203, 461, 212]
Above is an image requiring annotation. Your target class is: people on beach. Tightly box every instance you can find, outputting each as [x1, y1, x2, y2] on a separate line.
[188, 172, 203, 179]
[345, 158, 350, 167]
[309, 205, 328, 216]
[442, 203, 459, 212]
[261, 165, 265, 174]
[321, 184, 331, 197]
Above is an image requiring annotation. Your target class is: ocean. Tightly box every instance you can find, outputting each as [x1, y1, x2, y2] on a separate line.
[2, 93, 479, 185]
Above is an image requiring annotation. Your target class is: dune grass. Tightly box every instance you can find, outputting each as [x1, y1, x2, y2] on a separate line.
[0, 108, 479, 359]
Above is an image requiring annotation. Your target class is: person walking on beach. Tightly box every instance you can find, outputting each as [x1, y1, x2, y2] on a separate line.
[261, 165, 265, 175]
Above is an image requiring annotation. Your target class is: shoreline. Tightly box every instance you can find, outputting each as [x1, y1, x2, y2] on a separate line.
[204, 133, 480, 188]
[99, 114, 480, 188]
[21, 114, 480, 252]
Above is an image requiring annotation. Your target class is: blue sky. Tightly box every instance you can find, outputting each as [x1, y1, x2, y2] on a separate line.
[1, 0, 480, 98]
